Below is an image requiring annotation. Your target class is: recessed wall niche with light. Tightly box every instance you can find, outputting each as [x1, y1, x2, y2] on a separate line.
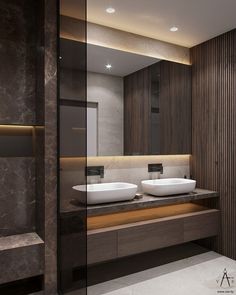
[0, 0, 56, 293]
[0, 125, 35, 157]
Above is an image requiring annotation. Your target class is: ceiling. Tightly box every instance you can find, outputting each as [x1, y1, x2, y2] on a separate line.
[60, 39, 159, 77]
[87, 44, 159, 76]
[60, 0, 236, 47]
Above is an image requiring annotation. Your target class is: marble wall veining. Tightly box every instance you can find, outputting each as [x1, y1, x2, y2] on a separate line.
[0, 157, 36, 237]
[44, 0, 58, 293]
[35, 126, 45, 239]
[0, 0, 59, 292]
[0, 0, 37, 125]
[0, 0, 46, 291]
[0, 233, 44, 285]
[0, 233, 44, 286]
[0, 245, 43, 285]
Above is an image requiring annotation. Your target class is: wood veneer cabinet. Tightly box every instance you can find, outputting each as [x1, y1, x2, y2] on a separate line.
[87, 205, 219, 265]
[124, 60, 191, 155]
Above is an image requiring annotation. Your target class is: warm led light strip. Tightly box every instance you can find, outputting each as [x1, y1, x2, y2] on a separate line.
[0, 124, 33, 129]
[0, 125, 34, 136]
[60, 155, 190, 170]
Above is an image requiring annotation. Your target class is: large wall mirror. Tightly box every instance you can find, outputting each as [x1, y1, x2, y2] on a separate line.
[60, 38, 191, 157]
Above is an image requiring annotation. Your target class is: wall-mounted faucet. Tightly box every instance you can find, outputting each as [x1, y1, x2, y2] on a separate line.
[148, 163, 163, 179]
[86, 166, 104, 183]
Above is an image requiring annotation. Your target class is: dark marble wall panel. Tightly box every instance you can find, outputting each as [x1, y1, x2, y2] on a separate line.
[44, 0, 58, 293]
[34, 126, 45, 239]
[0, 0, 56, 291]
[35, 0, 45, 126]
[0, 0, 37, 125]
[34, 0, 46, 244]
[0, 233, 44, 284]
[0, 157, 36, 236]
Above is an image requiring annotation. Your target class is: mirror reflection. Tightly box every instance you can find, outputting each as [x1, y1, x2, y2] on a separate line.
[60, 38, 191, 157]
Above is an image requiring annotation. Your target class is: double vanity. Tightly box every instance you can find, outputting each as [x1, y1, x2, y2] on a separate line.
[59, 33, 206, 272]
[68, 174, 219, 266]
[85, 190, 219, 265]
[73, 178, 196, 204]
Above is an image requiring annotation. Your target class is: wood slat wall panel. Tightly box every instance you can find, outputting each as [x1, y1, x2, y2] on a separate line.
[124, 61, 191, 155]
[191, 29, 236, 259]
[124, 67, 151, 155]
[159, 61, 192, 154]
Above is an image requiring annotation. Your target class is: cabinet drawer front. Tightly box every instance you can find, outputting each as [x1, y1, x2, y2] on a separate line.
[184, 210, 219, 242]
[117, 219, 183, 258]
[87, 209, 220, 264]
[87, 231, 117, 264]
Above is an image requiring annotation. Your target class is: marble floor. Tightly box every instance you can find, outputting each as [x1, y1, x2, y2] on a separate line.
[87, 251, 236, 295]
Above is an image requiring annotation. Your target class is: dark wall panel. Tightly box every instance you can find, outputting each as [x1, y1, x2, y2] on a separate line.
[0, 0, 37, 125]
[160, 61, 191, 154]
[124, 67, 151, 155]
[43, 0, 58, 293]
[0, 157, 35, 236]
[191, 29, 236, 259]
[0, 0, 58, 292]
[124, 61, 191, 155]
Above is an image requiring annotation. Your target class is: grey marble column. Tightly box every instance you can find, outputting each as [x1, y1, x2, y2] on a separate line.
[44, 0, 58, 293]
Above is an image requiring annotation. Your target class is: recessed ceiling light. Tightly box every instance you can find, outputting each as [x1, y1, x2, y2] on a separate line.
[170, 26, 178, 32]
[106, 7, 115, 14]
[106, 64, 112, 69]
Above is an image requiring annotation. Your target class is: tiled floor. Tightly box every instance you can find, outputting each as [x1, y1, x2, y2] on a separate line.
[87, 252, 236, 295]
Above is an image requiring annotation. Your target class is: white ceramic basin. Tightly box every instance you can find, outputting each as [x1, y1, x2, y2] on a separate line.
[141, 178, 196, 197]
[72, 182, 138, 205]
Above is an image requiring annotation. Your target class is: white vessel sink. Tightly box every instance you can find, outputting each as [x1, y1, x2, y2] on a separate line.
[73, 182, 138, 205]
[141, 178, 196, 197]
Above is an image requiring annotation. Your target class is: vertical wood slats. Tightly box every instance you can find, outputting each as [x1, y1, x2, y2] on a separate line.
[124, 61, 191, 155]
[191, 29, 236, 259]
[124, 67, 151, 155]
[159, 61, 191, 154]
